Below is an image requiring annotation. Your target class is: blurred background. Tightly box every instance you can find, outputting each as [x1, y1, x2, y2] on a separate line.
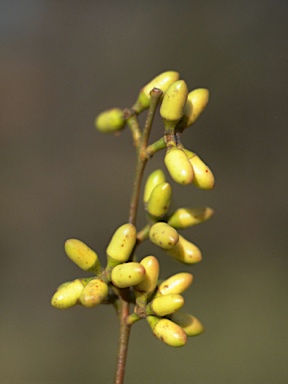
[1, 1, 287, 383]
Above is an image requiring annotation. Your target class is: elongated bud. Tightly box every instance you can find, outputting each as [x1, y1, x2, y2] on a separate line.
[133, 71, 180, 113]
[51, 279, 84, 309]
[95, 108, 125, 133]
[160, 80, 188, 127]
[146, 182, 172, 218]
[146, 293, 184, 316]
[79, 279, 108, 308]
[170, 312, 204, 336]
[147, 316, 187, 347]
[184, 149, 215, 189]
[134, 256, 159, 306]
[149, 222, 179, 250]
[182, 88, 209, 128]
[158, 273, 193, 295]
[111, 262, 146, 288]
[168, 207, 214, 229]
[64, 239, 101, 275]
[106, 223, 137, 267]
[143, 169, 166, 204]
[164, 147, 194, 185]
[166, 235, 202, 264]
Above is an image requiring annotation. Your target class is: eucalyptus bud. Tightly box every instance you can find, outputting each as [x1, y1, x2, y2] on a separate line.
[158, 272, 193, 295]
[111, 262, 146, 288]
[143, 169, 166, 204]
[170, 312, 204, 336]
[149, 222, 179, 250]
[95, 108, 125, 133]
[80, 279, 108, 308]
[64, 239, 101, 275]
[184, 149, 215, 189]
[164, 147, 194, 185]
[51, 279, 84, 309]
[168, 207, 214, 229]
[181, 88, 209, 128]
[147, 316, 187, 347]
[133, 71, 180, 113]
[160, 80, 188, 128]
[166, 235, 202, 264]
[134, 256, 159, 306]
[146, 294, 184, 316]
[146, 182, 172, 218]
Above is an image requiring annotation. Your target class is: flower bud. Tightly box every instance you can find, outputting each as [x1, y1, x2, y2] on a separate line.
[164, 147, 194, 185]
[95, 108, 125, 133]
[160, 80, 188, 123]
[106, 223, 137, 267]
[133, 71, 180, 113]
[170, 312, 204, 336]
[111, 262, 146, 288]
[146, 182, 172, 218]
[143, 169, 166, 204]
[51, 279, 84, 309]
[182, 88, 209, 128]
[149, 222, 179, 250]
[64, 239, 101, 274]
[147, 316, 187, 347]
[166, 235, 202, 264]
[168, 207, 214, 229]
[158, 272, 193, 295]
[184, 149, 215, 189]
[79, 279, 108, 308]
[146, 294, 184, 316]
[134, 256, 159, 306]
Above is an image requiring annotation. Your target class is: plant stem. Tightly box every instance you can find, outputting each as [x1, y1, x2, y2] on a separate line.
[114, 90, 162, 384]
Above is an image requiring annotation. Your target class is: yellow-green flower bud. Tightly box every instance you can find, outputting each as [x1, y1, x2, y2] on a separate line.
[170, 312, 204, 336]
[79, 279, 108, 308]
[182, 88, 209, 128]
[133, 71, 180, 113]
[106, 223, 137, 267]
[111, 262, 146, 288]
[146, 182, 172, 218]
[184, 149, 215, 189]
[149, 222, 179, 250]
[158, 272, 193, 295]
[143, 169, 166, 204]
[160, 80, 188, 125]
[147, 316, 187, 347]
[134, 256, 159, 306]
[95, 108, 125, 133]
[166, 235, 202, 264]
[146, 293, 184, 316]
[51, 279, 84, 309]
[64, 239, 101, 274]
[168, 207, 214, 229]
[164, 147, 194, 185]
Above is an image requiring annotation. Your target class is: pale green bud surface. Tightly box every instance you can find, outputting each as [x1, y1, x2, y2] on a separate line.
[133, 71, 180, 112]
[51, 279, 84, 309]
[170, 312, 204, 336]
[65, 239, 101, 274]
[147, 316, 187, 347]
[184, 149, 215, 189]
[149, 222, 179, 249]
[95, 108, 125, 133]
[168, 207, 214, 229]
[111, 262, 146, 288]
[164, 147, 194, 185]
[160, 80, 188, 122]
[183, 88, 209, 127]
[80, 279, 108, 308]
[106, 223, 137, 266]
[167, 235, 202, 264]
[134, 256, 159, 305]
[147, 293, 184, 316]
[147, 182, 172, 218]
[143, 169, 166, 204]
[158, 272, 193, 295]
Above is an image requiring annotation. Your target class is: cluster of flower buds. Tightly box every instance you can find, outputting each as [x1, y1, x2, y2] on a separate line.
[52, 70, 214, 349]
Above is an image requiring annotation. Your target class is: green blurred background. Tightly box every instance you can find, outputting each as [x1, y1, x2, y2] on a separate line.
[1, 1, 287, 383]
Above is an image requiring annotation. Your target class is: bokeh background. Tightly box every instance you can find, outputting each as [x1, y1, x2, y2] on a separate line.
[1, 1, 287, 383]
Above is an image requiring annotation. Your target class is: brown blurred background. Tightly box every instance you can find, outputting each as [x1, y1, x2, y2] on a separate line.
[1, 1, 287, 383]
